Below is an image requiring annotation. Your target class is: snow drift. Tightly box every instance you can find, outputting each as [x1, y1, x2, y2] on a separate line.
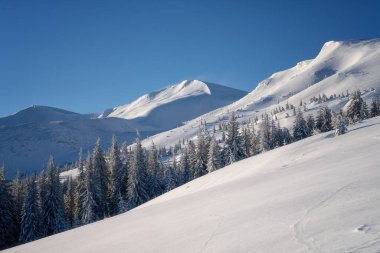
[6, 117, 380, 253]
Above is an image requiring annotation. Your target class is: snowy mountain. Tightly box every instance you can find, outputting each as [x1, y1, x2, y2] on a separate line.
[100, 80, 247, 130]
[141, 39, 380, 148]
[0, 81, 246, 177]
[6, 117, 380, 253]
[0, 105, 95, 126]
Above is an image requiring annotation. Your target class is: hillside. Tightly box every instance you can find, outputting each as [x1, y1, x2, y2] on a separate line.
[0, 81, 246, 177]
[141, 39, 380, 148]
[6, 117, 380, 253]
[100, 80, 247, 130]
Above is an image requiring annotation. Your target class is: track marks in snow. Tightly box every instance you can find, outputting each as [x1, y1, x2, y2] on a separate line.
[293, 183, 353, 253]
[199, 216, 224, 253]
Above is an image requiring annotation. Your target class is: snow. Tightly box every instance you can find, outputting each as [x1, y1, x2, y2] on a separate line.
[6, 117, 380, 253]
[0, 81, 246, 177]
[100, 80, 247, 130]
[141, 39, 380, 149]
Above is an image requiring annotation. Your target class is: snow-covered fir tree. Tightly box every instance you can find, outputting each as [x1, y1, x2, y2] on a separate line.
[346, 90, 365, 123]
[127, 138, 149, 209]
[333, 113, 348, 136]
[0, 166, 18, 249]
[293, 109, 310, 140]
[179, 147, 192, 184]
[259, 113, 271, 151]
[107, 136, 123, 215]
[119, 141, 130, 202]
[19, 176, 41, 243]
[241, 127, 252, 158]
[11, 171, 25, 236]
[64, 176, 76, 228]
[306, 114, 315, 133]
[146, 142, 162, 198]
[207, 137, 221, 173]
[370, 98, 380, 117]
[225, 112, 243, 161]
[74, 149, 85, 225]
[92, 139, 108, 218]
[316, 106, 333, 132]
[80, 155, 98, 225]
[193, 133, 208, 178]
[41, 156, 67, 236]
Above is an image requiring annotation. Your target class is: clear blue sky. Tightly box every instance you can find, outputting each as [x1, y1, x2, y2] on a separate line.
[1, 0, 380, 117]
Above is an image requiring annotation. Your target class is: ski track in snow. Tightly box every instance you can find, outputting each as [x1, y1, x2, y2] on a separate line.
[293, 183, 354, 253]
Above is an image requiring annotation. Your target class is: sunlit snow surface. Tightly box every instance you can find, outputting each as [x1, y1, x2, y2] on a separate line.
[7, 117, 380, 253]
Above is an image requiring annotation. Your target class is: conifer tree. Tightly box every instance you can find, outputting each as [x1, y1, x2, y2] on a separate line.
[11, 171, 25, 238]
[127, 138, 149, 209]
[241, 127, 252, 158]
[20, 176, 41, 243]
[187, 140, 197, 178]
[193, 133, 208, 178]
[316, 106, 333, 132]
[119, 141, 130, 201]
[64, 176, 76, 228]
[282, 127, 292, 144]
[306, 114, 315, 133]
[81, 155, 98, 225]
[74, 149, 85, 225]
[0, 166, 18, 249]
[41, 157, 67, 236]
[370, 99, 380, 117]
[179, 148, 192, 183]
[225, 112, 243, 161]
[107, 136, 123, 215]
[92, 139, 108, 218]
[146, 142, 162, 198]
[333, 114, 348, 136]
[207, 137, 221, 173]
[293, 109, 310, 140]
[259, 113, 271, 151]
[346, 90, 365, 123]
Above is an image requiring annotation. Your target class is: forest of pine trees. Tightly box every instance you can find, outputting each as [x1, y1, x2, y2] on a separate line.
[0, 89, 379, 250]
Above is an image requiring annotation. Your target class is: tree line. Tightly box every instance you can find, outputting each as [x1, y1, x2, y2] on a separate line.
[0, 90, 379, 250]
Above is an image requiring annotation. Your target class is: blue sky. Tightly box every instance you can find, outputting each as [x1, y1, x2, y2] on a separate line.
[1, 0, 380, 117]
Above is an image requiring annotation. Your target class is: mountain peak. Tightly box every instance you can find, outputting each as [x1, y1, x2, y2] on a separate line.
[99, 80, 247, 130]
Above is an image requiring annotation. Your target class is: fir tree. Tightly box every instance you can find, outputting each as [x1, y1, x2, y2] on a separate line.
[64, 176, 76, 228]
[370, 99, 380, 117]
[333, 114, 348, 136]
[119, 141, 130, 202]
[293, 109, 310, 140]
[316, 106, 333, 132]
[146, 143, 162, 198]
[107, 136, 123, 215]
[259, 113, 271, 151]
[11, 171, 25, 238]
[127, 138, 149, 209]
[306, 114, 315, 133]
[92, 138, 108, 218]
[74, 149, 85, 225]
[0, 166, 18, 249]
[207, 137, 221, 173]
[20, 176, 41, 243]
[41, 157, 67, 236]
[225, 112, 243, 161]
[241, 127, 252, 158]
[346, 90, 365, 123]
[81, 155, 98, 225]
[193, 133, 208, 178]
[187, 140, 197, 178]
[179, 148, 192, 183]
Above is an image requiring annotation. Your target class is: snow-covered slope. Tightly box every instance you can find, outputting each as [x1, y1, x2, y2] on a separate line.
[100, 80, 247, 130]
[7, 117, 380, 253]
[141, 39, 380, 148]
